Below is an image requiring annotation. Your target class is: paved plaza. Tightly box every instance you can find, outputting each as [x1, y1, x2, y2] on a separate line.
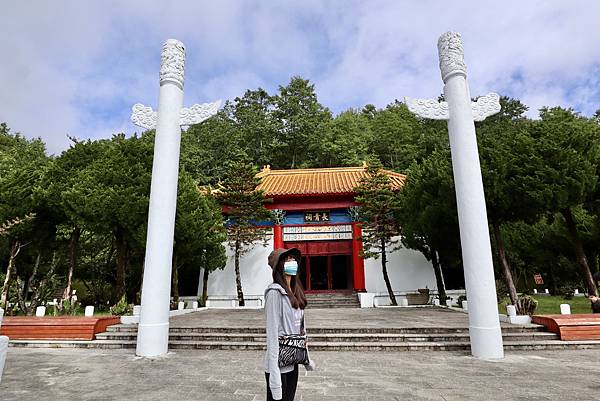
[169, 306, 511, 329]
[1, 308, 598, 400]
[2, 347, 599, 400]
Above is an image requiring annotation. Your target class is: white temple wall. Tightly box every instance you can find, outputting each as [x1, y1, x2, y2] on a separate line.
[364, 239, 437, 294]
[200, 233, 274, 306]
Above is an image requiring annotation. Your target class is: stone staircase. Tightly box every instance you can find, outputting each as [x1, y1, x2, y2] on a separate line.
[305, 292, 360, 308]
[11, 323, 600, 351]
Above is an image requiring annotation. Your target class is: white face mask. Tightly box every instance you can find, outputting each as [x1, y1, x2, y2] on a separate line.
[283, 260, 298, 276]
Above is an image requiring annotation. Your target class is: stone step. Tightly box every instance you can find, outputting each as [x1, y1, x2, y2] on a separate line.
[9, 338, 600, 351]
[95, 331, 559, 343]
[306, 299, 359, 302]
[306, 305, 360, 309]
[105, 324, 548, 334]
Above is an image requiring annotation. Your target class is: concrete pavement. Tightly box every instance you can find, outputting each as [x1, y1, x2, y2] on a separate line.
[1, 347, 597, 400]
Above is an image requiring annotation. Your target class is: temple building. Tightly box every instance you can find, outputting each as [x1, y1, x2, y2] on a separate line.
[199, 165, 439, 307]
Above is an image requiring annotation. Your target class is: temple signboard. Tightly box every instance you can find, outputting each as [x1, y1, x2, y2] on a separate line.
[304, 211, 329, 222]
[283, 224, 351, 241]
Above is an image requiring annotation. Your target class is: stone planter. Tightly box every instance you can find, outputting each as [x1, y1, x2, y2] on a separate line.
[508, 315, 532, 325]
[406, 293, 429, 305]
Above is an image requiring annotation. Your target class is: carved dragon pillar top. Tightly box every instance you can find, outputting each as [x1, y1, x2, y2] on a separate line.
[131, 39, 221, 131]
[405, 31, 500, 121]
[159, 39, 185, 89]
[438, 31, 467, 83]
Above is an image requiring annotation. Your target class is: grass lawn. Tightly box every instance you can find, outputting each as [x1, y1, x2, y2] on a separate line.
[498, 295, 594, 315]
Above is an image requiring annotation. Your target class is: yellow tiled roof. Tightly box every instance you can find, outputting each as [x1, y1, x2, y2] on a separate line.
[256, 165, 406, 196]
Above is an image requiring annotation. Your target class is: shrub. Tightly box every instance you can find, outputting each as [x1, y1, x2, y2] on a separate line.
[515, 295, 538, 316]
[456, 294, 467, 307]
[109, 295, 133, 316]
[495, 279, 508, 303]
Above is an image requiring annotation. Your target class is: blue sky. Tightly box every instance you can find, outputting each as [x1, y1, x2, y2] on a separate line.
[2, 1, 600, 155]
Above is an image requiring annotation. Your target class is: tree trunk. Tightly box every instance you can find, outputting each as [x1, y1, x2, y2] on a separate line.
[492, 221, 518, 305]
[18, 253, 41, 315]
[171, 252, 179, 303]
[63, 226, 81, 302]
[197, 251, 205, 298]
[114, 227, 128, 302]
[381, 238, 397, 306]
[202, 268, 209, 306]
[1, 240, 22, 311]
[234, 239, 245, 306]
[548, 262, 558, 295]
[561, 208, 598, 297]
[431, 249, 448, 304]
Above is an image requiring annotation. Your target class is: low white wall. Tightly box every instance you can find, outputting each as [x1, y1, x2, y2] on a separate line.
[200, 234, 274, 301]
[364, 243, 437, 294]
[202, 234, 443, 305]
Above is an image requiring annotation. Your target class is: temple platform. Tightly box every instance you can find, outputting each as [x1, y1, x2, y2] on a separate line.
[8, 307, 600, 351]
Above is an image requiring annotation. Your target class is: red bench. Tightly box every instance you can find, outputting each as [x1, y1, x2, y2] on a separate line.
[532, 314, 600, 341]
[0, 316, 121, 340]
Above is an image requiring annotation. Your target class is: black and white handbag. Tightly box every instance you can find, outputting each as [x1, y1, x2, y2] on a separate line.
[278, 316, 309, 367]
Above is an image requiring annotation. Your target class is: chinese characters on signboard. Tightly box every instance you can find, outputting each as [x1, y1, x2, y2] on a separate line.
[283, 224, 352, 241]
[304, 211, 329, 223]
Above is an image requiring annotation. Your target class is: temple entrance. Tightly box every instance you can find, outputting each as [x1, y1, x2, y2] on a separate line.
[285, 240, 354, 292]
[298, 254, 352, 292]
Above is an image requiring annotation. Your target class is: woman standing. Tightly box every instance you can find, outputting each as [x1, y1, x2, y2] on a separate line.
[264, 248, 313, 401]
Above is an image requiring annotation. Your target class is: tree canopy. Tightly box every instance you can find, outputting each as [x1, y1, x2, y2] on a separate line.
[3, 75, 600, 314]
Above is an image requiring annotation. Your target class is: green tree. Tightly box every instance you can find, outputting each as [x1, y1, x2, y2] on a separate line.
[198, 240, 228, 306]
[232, 89, 278, 167]
[0, 123, 49, 310]
[274, 76, 332, 168]
[355, 159, 403, 306]
[313, 109, 371, 167]
[181, 105, 239, 185]
[397, 150, 462, 304]
[217, 158, 272, 306]
[172, 172, 226, 302]
[367, 102, 446, 172]
[64, 133, 153, 302]
[476, 97, 538, 305]
[527, 108, 600, 296]
[36, 138, 106, 306]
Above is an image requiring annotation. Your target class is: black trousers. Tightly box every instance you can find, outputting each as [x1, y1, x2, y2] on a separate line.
[265, 364, 299, 401]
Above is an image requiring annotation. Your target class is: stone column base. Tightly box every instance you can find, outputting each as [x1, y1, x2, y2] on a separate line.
[0, 336, 8, 384]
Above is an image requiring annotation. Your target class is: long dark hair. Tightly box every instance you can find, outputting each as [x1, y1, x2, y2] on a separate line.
[273, 257, 307, 310]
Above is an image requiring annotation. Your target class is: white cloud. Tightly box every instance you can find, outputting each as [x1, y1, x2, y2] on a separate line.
[1, 1, 600, 154]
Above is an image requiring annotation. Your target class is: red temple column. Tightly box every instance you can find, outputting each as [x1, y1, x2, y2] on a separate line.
[273, 225, 284, 249]
[352, 222, 366, 292]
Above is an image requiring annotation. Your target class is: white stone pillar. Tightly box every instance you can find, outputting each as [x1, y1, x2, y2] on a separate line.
[0, 335, 7, 384]
[136, 39, 186, 358]
[440, 32, 504, 359]
[132, 39, 220, 358]
[406, 32, 504, 359]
